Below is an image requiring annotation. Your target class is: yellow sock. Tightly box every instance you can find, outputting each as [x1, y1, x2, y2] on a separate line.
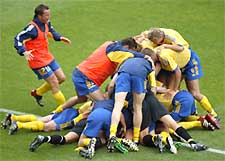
[184, 115, 199, 121]
[133, 127, 140, 142]
[11, 115, 37, 122]
[53, 91, 66, 105]
[78, 101, 92, 113]
[83, 138, 91, 146]
[74, 114, 83, 124]
[160, 131, 170, 144]
[110, 124, 117, 138]
[178, 121, 201, 130]
[17, 121, 44, 131]
[36, 82, 51, 96]
[200, 96, 217, 117]
[74, 146, 84, 152]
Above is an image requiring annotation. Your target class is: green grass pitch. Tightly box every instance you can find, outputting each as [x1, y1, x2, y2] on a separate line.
[0, 0, 224, 161]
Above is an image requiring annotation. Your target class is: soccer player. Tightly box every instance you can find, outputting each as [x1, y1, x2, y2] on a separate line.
[1, 101, 92, 135]
[52, 37, 147, 113]
[107, 56, 156, 151]
[155, 84, 221, 130]
[144, 28, 218, 119]
[27, 101, 93, 152]
[14, 4, 71, 107]
[77, 99, 132, 159]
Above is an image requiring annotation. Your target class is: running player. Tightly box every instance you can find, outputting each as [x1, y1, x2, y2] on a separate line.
[14, 4, 71, 107]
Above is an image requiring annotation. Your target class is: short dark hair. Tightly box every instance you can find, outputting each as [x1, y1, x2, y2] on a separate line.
[121, 37, 138, 49]
[34, 4, 49, 16]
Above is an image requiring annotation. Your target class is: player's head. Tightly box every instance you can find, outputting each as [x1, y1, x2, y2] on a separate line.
[121, 37, 138, 51]
[148, 28, 165, 45]
[141, 48, 158, 62]
[34, 4, 50, 24]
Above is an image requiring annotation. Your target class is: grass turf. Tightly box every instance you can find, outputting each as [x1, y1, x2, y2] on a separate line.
[0, 0, 224, 160]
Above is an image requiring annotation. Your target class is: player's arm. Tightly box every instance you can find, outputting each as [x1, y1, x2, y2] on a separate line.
[14, 24, 37, 56]
[160, 43, 184, 52]
[147, 71, 157, 94]
[106, 42, 144, 64]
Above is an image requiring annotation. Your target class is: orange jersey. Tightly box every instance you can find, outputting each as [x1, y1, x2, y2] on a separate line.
[77, 41, 118, 86]
[25, 21, 54, 68]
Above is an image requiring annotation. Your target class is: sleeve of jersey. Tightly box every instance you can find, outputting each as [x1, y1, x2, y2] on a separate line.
[14, 25, 36, 56]
[48, 22, 61, 41]
[147, 71, 156, 87]
[159, 54, 178, 72]
[107, 50, 144, 64]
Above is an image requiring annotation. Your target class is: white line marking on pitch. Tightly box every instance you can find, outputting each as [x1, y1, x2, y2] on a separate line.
[176, 142, 225, 155]
[0, 108, 41, 117]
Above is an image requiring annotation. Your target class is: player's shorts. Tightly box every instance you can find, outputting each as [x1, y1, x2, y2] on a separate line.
[32, 59, 60, 80]
[115, 72, 146, 94]
[72, 68, 99, 96]
[83, 108, 111, 138]
[70, 119, 87, 136]
[181, 48, 203, 81]
[141, 91, 169, 131]
[52, 108, 79, 130]
[170, 90, 197, 121]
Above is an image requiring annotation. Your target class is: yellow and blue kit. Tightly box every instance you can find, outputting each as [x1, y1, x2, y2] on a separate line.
[52, 108, 79, 130]
[156, 90, 197, 122]
[83, 99, 114, 138]
[115, 57, 155, 93]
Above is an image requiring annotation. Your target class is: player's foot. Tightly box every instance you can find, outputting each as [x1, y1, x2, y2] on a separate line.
[29, 135, 45, 152]
[8, 121, 18, 135]
[153, 134, 164, 153]
[165, 136, 177, 154]
[79, 138, 96, 159]
[199, 116, 215, 131]
[205, 113, 221, 129]
[121, 138, 139, 152]
[107, 136, 128, 153]
[190, 142, 208, 151]
[1, 113, 12, 129]
[31, 90, 44, 107]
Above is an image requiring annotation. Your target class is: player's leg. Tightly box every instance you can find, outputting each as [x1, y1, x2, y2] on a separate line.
[132, 92, 145, 143]
[160, 114, 207, 151]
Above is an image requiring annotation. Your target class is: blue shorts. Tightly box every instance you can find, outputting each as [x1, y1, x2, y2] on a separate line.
[52, 108, 79, 130]
[72, 68, 99, 96]
[83, 108, 111, 138]
[170, 90, 197, 121]
[115, 72, 146, 94]
[182, 48, 203, 81]
[32, 59, 60, 80]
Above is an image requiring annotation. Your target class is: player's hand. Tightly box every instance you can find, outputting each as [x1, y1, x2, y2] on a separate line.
[51, 105, 63, 114]
[60, 37, 71, 44]
[144, 55, 155, 70]
[23, 50, 34, 61]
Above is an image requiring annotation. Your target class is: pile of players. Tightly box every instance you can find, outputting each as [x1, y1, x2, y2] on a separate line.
[2, 4, 222, 160]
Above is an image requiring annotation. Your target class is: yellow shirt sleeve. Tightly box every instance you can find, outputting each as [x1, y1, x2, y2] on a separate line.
[147, 71, 156, 87]
[107, 51, 134, 65]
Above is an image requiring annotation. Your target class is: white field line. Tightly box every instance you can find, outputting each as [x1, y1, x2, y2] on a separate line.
[176, 142, 225, 155]
[0, 108, 41, 117]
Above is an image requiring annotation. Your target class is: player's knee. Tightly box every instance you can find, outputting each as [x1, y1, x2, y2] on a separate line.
[190, 91, 202, 101]
[58, 75, 66, 84]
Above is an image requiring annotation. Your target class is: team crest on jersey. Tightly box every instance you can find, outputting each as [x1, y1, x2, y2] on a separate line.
[85, 80, 95, 89]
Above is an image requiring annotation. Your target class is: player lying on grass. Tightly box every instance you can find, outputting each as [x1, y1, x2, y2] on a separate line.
[1, 102, 92, 135]
[155, 82, 221, 131]
[28, 101, 92, 152]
